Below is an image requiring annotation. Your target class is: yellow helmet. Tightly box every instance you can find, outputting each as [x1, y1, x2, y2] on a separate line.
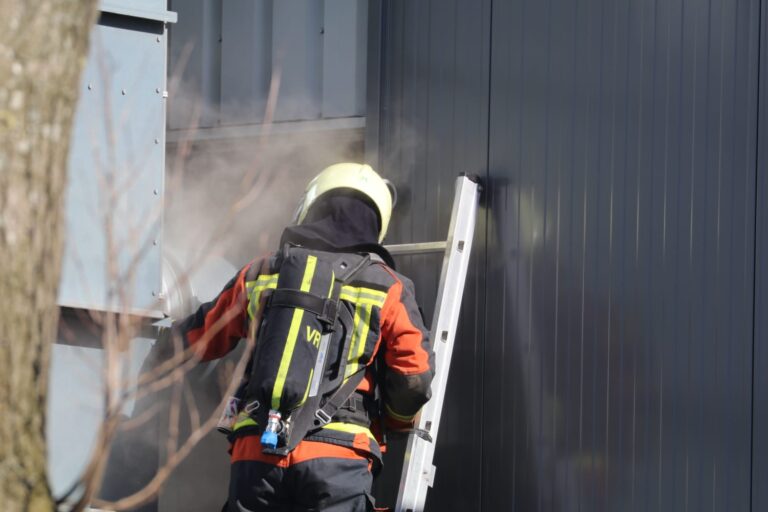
[295, 163, 396, 242]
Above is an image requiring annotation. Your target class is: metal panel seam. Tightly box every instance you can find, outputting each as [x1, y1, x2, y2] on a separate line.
[750, 2, 764, 510]
[480, 0, 494, 510]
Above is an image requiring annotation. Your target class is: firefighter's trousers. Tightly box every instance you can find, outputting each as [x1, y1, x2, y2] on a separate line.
[227, 437, 376, 512]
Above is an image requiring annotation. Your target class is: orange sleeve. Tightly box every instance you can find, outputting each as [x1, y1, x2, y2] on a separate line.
[175, 262, 253, 361]
[380, 272, 435, 427]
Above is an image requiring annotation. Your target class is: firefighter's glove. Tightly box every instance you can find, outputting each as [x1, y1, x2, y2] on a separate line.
[148, 325, 177, 363]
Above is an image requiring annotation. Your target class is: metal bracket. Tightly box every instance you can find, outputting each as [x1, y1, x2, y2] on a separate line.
[424, 464, 436, 487]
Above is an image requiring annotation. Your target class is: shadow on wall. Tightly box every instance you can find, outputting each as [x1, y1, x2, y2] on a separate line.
[485, 177, 652, 511]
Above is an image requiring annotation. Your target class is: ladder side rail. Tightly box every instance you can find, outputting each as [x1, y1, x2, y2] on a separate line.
[394, 176, 480, 512]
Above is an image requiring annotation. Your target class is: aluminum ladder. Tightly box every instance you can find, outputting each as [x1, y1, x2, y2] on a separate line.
[384, 174, 481, 512]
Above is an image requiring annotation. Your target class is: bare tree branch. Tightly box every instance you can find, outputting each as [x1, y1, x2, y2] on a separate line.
[91, 337, 255, 511]
[56, 40, 287, 512]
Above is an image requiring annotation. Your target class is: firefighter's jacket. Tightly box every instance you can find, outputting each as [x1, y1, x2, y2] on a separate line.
[174, 250, 435, 462]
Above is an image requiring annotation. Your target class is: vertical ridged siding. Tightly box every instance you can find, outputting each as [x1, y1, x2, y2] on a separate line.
[370, 1, 491, 510]
[752, 1, 768, 509]
[370, 0, 763, 510]
[486, 0, 759, 510]
[420, 2, 492, 508]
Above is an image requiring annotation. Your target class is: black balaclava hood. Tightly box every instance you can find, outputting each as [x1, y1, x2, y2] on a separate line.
[279, 192, 396, 267]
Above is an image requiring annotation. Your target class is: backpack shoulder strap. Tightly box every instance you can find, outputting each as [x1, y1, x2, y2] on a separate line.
[313, 368, 367, 425]
[332, 252, 372, 283]
[313, 252, 377, 425]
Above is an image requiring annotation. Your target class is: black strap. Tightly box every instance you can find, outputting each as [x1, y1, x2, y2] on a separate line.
[313, 253, 374, 424]
[332, 392, 377, 428]
[339, 393, 367, 413]
[322, 299, 355, 389]
[333, 253, 372, 283]
[268, 289, 338, 326]
[314, 369, 367, 425]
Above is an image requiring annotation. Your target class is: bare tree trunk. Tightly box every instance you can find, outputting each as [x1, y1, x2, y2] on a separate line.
[0, 1, 98, 510]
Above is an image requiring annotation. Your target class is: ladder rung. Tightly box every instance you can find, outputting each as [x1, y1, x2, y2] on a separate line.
[385, 241, 448, 255]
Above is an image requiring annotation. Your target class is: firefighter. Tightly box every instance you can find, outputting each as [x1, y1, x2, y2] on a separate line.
[172, 163, 435, 511]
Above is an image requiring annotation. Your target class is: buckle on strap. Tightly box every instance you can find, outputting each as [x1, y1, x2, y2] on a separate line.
[315, 409, 333, 425]
[244, 400, 260, 415]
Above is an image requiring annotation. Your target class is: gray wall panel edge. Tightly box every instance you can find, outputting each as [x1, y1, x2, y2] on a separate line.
[752, 1, 768, 509]
[60, 8, 171, 315]
[101, 0, 178, 23]
[364, 0, 383, 168]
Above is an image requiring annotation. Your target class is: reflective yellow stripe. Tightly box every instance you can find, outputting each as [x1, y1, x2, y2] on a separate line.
[233, 413, 258, 431]
[354, 304, 372, 361]
[301, 256, 318, 290]
[385, 403, 416, 422]
[344, 305, 363, 378]
[246, 274, 278, 320]
[246, 274, 279, 291]
[271, 309, 305, 409]
[271, 256, 317, 410]
[345, 303, 372, 378]
[322, 422, 376, 441]
[339, 285, 386, 308]
[338, 286, 385, 380]
[301, 368, 314, 404]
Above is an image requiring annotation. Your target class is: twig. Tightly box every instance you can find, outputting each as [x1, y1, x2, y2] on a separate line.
[90, 337, 255, 511]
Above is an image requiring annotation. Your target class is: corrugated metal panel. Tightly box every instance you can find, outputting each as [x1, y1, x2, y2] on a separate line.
[322, 0, 368, 118]
[368, 1, 491, 510]
[370, 0, 762, 510]
[486, 0, 758, 510]
[168, 0, 221, 129]
[60, 9, 172, 314]
[272, 0, 323, 121]
[220, 0, 272, 124]
[752, 1, 768, 508]
[168, 0, 368, 130]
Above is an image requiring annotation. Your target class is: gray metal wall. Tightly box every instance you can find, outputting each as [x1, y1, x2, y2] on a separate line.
[367, 1, 491, 509]
[168, 0, 367, 130]
[369, 1, 765, 510]
[60, 1, 175, 315]
[753, 2, 768, 510]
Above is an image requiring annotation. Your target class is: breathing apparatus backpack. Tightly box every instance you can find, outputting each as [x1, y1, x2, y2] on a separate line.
[242, 245, 373, 456]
